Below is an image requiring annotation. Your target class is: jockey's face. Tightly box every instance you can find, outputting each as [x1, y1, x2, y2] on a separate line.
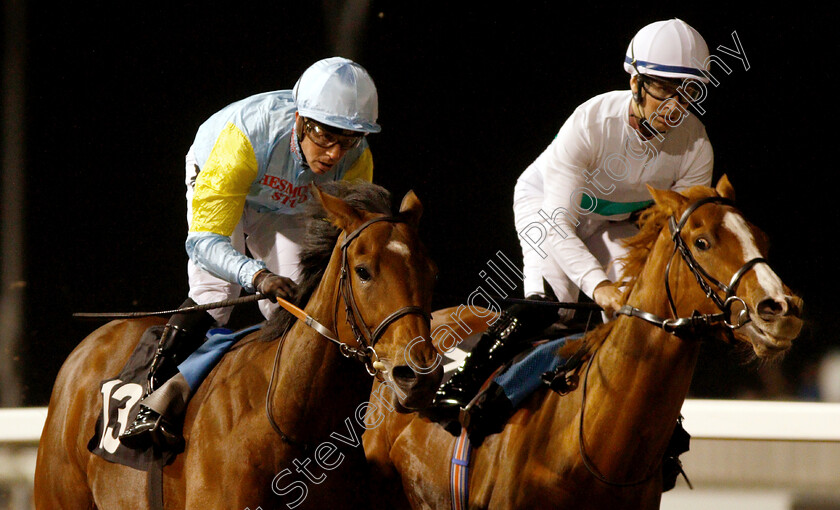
[296, 114, 363, 175]
[630, 75, 692, 134]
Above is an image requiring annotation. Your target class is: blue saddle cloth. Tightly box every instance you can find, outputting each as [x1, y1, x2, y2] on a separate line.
[178, 324, 263, 390]
[490, 332, 583, 409]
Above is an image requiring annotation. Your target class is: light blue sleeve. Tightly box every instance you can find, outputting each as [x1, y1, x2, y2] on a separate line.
[185, 232, 267, 292]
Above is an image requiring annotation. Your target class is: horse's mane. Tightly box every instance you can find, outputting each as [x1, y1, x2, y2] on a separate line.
[258, 179, 393, 342]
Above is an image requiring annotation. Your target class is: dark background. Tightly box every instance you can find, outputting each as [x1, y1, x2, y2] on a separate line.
[11, 3, 837, 405]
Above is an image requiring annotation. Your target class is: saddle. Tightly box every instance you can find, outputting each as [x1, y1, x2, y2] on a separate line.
[459, 334, 586, 445]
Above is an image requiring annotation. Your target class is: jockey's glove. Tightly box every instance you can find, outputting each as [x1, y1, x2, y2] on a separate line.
[253, 269, 297, 302]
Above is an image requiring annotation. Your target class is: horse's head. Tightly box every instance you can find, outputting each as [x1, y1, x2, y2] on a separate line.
[315, 186, 443, 410]
[646, 175, 804, 360]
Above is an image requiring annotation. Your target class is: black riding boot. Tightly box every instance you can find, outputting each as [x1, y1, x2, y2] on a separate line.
[119, 298, 216, 451]
[430, 299, 559, 414]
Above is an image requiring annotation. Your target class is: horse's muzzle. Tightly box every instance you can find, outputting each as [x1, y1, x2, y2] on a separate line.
[390, 364, 444, 411]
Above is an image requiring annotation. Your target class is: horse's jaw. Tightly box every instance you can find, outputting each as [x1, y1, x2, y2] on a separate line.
[740, 311, 802, 361]
[736, 288, 804, 361]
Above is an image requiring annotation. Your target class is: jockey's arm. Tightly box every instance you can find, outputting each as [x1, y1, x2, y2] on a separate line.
[186, 123, 265, 292]
[539, 116, 611, 301]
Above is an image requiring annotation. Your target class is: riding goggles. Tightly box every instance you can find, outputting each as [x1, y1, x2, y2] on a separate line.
[302, 118, 364, 150]
[641, 76, 703, 104]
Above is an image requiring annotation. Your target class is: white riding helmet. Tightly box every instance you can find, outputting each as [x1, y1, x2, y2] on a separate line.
[293, 57, 381, 133]
[624, 19, 710, 83]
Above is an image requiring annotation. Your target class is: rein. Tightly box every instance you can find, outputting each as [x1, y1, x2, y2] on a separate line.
[265, 214, 431, 448]
[577, 348, 661, 487]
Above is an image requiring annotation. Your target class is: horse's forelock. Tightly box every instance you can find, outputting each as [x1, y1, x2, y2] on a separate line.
[259, 180, 393, 342]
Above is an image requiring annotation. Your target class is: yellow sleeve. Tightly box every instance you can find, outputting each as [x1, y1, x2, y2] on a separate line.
[342, 148, 373, 182]
[190, 123, 259, 236]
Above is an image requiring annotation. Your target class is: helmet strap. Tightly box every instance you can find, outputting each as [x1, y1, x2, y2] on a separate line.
[293, 116, 311, 168]
[629, 85, 665, 139]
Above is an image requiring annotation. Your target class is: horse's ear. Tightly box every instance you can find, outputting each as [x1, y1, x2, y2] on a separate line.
[647, 185, 689, 215]
[715, 174, 736, 201]
[399, 190, 423, 227]
[313, 185, 365, 231]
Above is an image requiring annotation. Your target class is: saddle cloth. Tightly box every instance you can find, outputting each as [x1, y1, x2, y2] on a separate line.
[86, 324, 257, 470]
[87, 325, 169, 470]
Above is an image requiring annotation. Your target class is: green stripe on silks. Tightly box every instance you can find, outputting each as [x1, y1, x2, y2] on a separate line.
[580, 196, 654, 216]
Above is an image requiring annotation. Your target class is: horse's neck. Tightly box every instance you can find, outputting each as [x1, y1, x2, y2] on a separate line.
[549, 236, 701, 482]
[269, 247, 371, 441]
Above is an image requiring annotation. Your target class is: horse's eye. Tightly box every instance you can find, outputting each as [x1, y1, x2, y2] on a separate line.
[355, 266, 372, 281]
[694, 237, 711, 251]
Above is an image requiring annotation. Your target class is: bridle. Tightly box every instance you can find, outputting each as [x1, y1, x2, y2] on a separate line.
[580, 196, 769, 487]
[617, 196, 767, 336]
[277, 214, 431, 375]
[332, 215, 432, 375]
[266, 214, 431, 448]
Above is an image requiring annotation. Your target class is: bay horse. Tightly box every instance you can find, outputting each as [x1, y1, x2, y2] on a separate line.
[34, 180, 443, 509]
[363, 176, 804, 509]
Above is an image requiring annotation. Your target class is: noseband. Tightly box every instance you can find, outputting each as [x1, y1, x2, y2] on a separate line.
[618, 196, 768, 336]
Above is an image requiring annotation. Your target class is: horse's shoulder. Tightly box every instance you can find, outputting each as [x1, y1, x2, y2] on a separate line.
[186, 333, 277, 426]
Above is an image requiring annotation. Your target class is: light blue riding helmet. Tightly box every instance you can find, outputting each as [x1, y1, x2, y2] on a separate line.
[293, 57, 381, 133]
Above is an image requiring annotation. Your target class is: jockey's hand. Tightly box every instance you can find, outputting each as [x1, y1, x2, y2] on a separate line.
[593, 280, 623, 316]
[253, 269, 297, 302]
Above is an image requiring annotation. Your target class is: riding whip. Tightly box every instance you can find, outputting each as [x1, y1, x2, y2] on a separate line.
[491, 295, 603, 311]
[73, 293, 351, 355]
[72, 293, 270, 320]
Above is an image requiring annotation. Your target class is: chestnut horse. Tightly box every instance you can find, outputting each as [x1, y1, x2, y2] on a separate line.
[35, 181, 443, 509]
[363, 176, 804, 509]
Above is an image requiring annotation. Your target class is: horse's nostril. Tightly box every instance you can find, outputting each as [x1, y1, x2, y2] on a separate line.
[392, 365, 418, 383]
[757, 297, 786, 318]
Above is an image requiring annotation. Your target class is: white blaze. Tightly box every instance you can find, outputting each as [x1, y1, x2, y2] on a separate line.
[387, 240, 410, 257]
[722, 212, 785, 298]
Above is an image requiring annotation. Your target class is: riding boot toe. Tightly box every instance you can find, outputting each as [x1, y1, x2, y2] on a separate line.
[119, 406, 184, 451]
[432, 385, 470, 408]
